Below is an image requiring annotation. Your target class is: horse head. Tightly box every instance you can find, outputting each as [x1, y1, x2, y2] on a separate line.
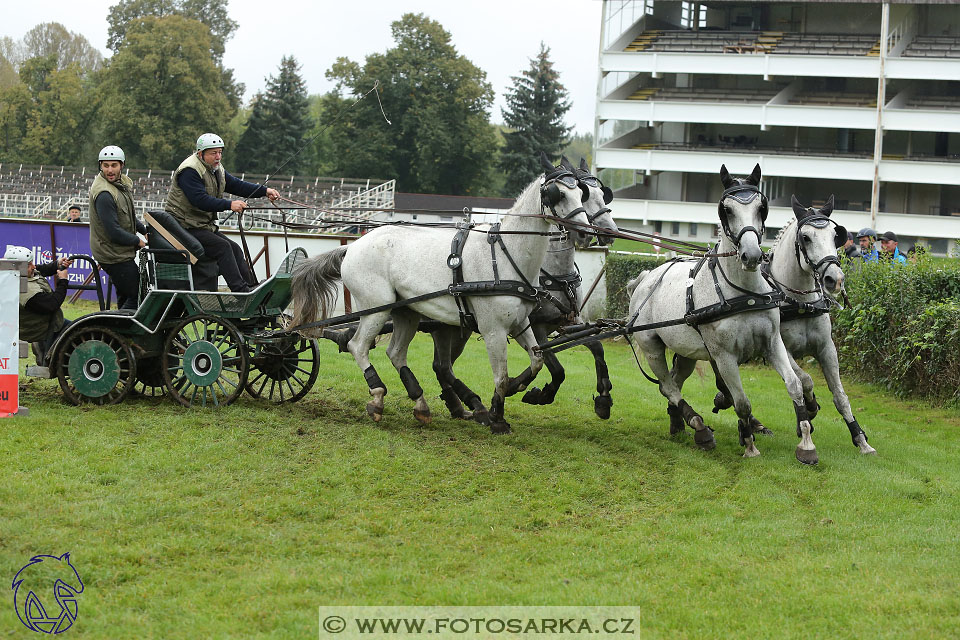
[572, 157, 618, 246]
[718, 163, 767, 271]
[791, 194, 845, 295]
[538, 152, 592, 248]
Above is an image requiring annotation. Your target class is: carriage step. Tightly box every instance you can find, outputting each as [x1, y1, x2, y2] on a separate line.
[26, 366, 51, 379]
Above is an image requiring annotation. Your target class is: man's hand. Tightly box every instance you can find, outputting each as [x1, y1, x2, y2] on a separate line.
[138, 239, 147, 249]
[230, 200, 248, 213]
[57, 257, 73, 269]
[266, 188, 280, 203]
[56, 266, 69, 280]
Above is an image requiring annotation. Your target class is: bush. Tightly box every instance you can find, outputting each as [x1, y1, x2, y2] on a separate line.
[833, 256, 960, 402]
[605, 253, 671, 318]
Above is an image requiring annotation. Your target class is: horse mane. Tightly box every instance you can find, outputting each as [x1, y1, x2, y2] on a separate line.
[770, 215, 798, 252]
[506, 173, 543, 216]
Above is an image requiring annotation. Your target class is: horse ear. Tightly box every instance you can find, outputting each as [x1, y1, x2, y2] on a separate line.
[748, 163, 762, 186]
[820, 195, 835, 217]
[579, 157, 589, 172]
[560, 155, 574, 171]
[791, 194, 806, 218]
[719, 164, 733, 188]
[539, 151, 554, 172]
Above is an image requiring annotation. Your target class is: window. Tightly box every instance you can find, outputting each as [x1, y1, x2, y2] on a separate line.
[680, 2, 707, 29]
[689, 222, 698, 237]
[654, 220, 662, 233]
[671, 221, 680, 235]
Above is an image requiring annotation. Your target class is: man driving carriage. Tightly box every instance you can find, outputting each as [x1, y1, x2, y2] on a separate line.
[164, 133, 281, 292]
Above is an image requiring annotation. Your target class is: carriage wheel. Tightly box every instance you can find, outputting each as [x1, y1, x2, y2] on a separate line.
[162, 315, 248, 408]
[246, 335, 320, 403]
[56, 327, 136, 405]
[133, 357, 167, 398]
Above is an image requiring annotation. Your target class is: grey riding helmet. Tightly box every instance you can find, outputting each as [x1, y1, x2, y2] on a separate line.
[856, 228, 877, 240]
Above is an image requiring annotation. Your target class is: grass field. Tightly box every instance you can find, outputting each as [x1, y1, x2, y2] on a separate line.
[3, 303, 959, 638]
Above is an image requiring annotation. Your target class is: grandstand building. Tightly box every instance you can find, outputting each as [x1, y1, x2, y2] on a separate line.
[595, 0, 960, 255]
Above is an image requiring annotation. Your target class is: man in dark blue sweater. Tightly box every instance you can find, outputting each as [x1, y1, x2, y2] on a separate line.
[164, 133, 280, 292]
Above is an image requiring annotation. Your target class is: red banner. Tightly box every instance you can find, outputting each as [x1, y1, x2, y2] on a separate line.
[0, 269, 19, 416]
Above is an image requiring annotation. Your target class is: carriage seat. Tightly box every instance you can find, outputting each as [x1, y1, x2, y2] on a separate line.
[143, 210, 219, 291]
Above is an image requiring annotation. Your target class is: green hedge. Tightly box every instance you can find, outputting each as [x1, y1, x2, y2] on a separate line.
[833, 256, 960, 403]
[605, 253, 671, 318]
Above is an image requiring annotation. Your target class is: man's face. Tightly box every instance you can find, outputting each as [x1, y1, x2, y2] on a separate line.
[881, 239, 898, 254]
[859, 236, 873, 251]
[200, 148, 224, 168]
[68, 209, 81, 220]
[26, 261, 36, 277]
[100, 160, 123, 182]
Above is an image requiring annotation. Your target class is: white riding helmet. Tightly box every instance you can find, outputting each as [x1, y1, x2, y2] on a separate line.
[99, 145, 125, 163]
[196, 133, 224, 152]
[3, 245, 32, 262]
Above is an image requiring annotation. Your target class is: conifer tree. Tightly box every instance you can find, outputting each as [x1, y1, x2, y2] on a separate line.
[235, 56, 311, 175]
[499, 43, 572, 196]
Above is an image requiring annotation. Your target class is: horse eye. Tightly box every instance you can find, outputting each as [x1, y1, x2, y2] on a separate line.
[802, 234, 811, 243]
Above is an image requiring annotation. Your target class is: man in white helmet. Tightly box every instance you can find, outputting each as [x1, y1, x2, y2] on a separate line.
[89, 145, 147, 310]
[3, 245, 73, 363]
[164, 133, 281, 292]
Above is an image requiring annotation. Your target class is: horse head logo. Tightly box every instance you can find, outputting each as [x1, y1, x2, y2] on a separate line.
[12, 553, 84, 634]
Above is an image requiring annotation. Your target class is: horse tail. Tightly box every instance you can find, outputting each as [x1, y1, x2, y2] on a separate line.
[290, 246, 348, 332]
[626, 270, 650, 298]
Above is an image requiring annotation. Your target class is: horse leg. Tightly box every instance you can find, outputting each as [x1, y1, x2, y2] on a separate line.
[711, 351, 762, 458]
[644, 345, 715, 450]
[432, 328, 469, 420]
[710, 359, 770, 435]
[790, 355, 820, 420]
[587, 340, 613, 419]
[668, 355, 697, 435]
[817, 342, 876, 455]
[386, 309, 431, 425]
[504, 325, 545, 398]
[522, 324, 564, 405]
[766, 339, 818, 465]
[347, 311, 391, 422]
[481, 328, 513, 434]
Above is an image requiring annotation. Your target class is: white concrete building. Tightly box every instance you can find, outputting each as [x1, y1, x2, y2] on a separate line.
[595, 0, 960, 254]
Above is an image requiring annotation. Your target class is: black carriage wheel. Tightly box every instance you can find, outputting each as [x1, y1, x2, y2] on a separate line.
[161, 315, 249, 408]
[246, 335, 320, 403]
[133, 356, 167, 398]
[55, 327, 136, 406]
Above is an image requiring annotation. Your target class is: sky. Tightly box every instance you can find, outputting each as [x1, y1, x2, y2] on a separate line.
[5, 0, 604, 135]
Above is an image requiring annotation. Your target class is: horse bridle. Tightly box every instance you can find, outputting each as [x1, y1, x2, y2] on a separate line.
[717, 182, 768, 250]
[794, 215, 844, 282]
[540, 169, 589, 225]
[574, 172, 614, 224]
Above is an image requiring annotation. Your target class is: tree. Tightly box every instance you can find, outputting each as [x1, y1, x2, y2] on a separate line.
[498, 43, 572, 196]
[96, 15, 235, 168]
[322, 13, 499, 195]
[234, 56, 311, 174]
[21, 22, 103, 72]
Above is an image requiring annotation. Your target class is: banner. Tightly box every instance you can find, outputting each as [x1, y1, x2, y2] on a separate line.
[0, 267, 19, 416]
[0, 219, 103, 301]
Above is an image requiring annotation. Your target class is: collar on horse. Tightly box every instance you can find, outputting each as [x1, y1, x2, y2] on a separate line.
[683, 247, 784, 329]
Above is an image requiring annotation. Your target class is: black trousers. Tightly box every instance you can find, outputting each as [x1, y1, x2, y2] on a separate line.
[188, 229, 253, 292]
[101, 259, 141, 310]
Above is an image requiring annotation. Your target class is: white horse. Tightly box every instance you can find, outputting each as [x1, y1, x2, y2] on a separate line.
[628, 164, 820, 464]
[290, 167, 592, 433]
[712, 195, 876, 455]
[427, 156, 620, 423]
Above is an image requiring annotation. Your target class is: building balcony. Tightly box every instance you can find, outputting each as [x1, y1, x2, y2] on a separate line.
[595, 145, 959, 186]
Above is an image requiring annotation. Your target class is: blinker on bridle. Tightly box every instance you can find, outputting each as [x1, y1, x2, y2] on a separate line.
[541, 170, 588, 222]
[718, 182, 767, 249]
[795, 214, 844, 280]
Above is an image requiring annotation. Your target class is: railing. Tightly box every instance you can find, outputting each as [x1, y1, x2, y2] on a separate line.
[886, 11, 917, 56]
[316, 180, 396, 234]
[0, 194, 53, 218]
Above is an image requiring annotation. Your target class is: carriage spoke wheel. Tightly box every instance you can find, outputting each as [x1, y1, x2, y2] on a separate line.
[246, 335, 320, 403]
[162, 315, 248, 408]
[133, 357, 167, 398]
[56, 327, 136, 405]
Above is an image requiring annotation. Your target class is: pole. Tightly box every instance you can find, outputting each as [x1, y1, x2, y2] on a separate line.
[870, 0, 890, 231]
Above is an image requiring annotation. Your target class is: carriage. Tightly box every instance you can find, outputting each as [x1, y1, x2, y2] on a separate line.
[27, 214, 319, 408]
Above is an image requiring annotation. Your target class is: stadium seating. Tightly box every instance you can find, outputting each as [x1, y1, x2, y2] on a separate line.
[902, 35, 960, 58]
[622, 30, 879, 56]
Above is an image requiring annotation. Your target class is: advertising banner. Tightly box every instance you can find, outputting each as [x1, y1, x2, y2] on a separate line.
[0, 219, 102, 301]
[0, 267, 19, 416]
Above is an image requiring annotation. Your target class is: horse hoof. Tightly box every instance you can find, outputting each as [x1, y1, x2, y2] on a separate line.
[743, 447, 761, 458]
[490, 421, 511, 435]
[472, 409, 491, 426]
[713, 391, 732, 413]
[450, 409, 474, 421]
[694, 427, 716, 450]
[365, 402, 383, 422]
[522, 388, 542, 405]
[594, 395, 612, 420]
[414, 409, 432, 425]
[751, 417, 773, 436]
[854, 435, 877, 455]
[796, 446, 819, 465]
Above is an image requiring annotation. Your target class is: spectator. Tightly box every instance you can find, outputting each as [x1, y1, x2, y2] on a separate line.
[66, 205, 82, 223]
[879, 231, 907, 264]
[163, 133, 281, 292]
[89, 145, 147, 310]
[842, 230, 861, 260]
[856, 228, 879, 262]
[3, 245, 73, 364]
[907, 245, 927, 263]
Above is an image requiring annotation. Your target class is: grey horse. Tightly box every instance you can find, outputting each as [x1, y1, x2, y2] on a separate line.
[712, 195, 876, 455]
[290, 168, 592, 433]
[627, 164, 820, 464]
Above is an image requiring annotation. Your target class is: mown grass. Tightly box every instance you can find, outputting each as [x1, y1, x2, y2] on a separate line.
[2, 304, 959, 638]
